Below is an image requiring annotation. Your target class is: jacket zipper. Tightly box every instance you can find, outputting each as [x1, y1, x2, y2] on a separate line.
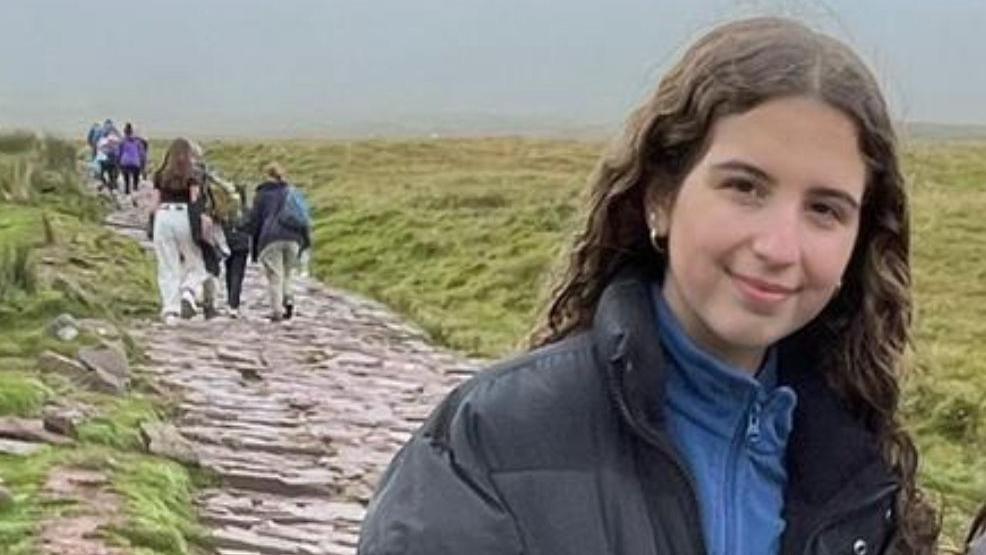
[799, 482, 898, 555]
[723, 393, 761, 554]
[605, 355, 707, 554]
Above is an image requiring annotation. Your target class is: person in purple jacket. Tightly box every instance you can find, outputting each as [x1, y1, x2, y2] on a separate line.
[118, 123, 147, 196]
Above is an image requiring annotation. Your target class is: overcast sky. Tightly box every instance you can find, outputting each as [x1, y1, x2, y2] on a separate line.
[2, 0, 985, 138]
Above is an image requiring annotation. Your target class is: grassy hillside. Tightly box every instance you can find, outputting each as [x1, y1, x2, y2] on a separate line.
[202, 136, 985, 546]
[0, 133, 207, 554]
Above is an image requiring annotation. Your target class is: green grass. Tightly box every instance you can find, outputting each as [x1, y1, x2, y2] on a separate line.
[0, 447, 59, 554]
[108, 456, 210, 555]
[0, 372, 51, 417]
[201, 136, 986, 546]
[205, 138, 595, 354]
[0, 133, 204, 554]
[76, 396, 160, 451]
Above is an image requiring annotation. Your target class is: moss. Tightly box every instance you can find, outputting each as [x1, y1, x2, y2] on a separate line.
[76, 396, 160, 451]
[0, 373, 51, 417]
[109, 456, 209, 555]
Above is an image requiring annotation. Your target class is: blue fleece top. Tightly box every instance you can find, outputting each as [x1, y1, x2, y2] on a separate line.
[653, 285, 798, 555]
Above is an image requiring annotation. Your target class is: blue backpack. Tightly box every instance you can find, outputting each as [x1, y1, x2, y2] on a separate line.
[278, 186, 311, 231]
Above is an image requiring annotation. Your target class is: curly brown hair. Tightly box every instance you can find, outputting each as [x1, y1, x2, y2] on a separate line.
[529, 17, 939, 553]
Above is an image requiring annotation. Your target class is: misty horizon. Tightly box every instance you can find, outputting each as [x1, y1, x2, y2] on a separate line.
[3, 0, 986, 139]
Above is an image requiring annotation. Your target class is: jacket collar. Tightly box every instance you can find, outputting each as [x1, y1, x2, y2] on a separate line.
[257, 180, 287, 192]
[590, 265, 896, 506]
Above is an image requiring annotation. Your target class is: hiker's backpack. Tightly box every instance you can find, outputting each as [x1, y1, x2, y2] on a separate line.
[278, 186, 311, 232]
[203, 170, 241, 224]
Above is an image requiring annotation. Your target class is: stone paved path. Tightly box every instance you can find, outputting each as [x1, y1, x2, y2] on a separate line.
[106, 186, 481, 554]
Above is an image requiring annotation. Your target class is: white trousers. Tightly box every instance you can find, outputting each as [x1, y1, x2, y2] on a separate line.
[153, 204, 211, 316]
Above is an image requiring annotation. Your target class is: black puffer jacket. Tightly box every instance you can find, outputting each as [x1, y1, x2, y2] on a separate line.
[358, 267, 902, 555]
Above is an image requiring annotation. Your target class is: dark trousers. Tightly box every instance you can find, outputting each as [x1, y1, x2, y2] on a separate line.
[121, 165, 141, 194]
[225, 250, 249, 309]
[99, 159, 118, 191]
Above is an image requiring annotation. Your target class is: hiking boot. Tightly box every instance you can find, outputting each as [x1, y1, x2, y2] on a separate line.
[203, 303, 218, 320]
[228, 308, 240, 319]
[163, 313, 179, 326]
[283, 302, 294, 320]
[180, 291, 198, 319]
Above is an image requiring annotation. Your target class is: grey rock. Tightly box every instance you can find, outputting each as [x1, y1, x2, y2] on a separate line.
[237, 367, 263, 382]
[78, 343, 129, 378]
[77, 318, 121, 340]
[140, 422, 199, 466]
[37, 350, 88, 378]
[47, 313, 80, 342]
[43, 406, 87, 438]
[77, 344, 130, 394]
[211, 526, 303, 554]
[0, 438, 46, 456]
[0, 417, 73, 445]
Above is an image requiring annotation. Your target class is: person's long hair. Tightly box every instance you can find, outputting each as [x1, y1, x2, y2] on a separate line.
[153, 137, 195, 188]
[528, 17, 939, 553]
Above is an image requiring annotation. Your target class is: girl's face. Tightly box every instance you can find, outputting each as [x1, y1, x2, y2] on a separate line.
[653, 96, 866, 371]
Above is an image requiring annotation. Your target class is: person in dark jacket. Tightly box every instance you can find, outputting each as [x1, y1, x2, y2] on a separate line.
[241, 162, 311, 322]
[358, 17, 940, 555]
[223, 184, 251, 318]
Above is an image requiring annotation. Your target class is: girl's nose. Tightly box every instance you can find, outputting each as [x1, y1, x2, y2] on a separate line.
[750, 209, 800, 267]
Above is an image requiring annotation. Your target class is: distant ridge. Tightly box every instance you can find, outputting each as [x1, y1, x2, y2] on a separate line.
[904, 121, 986, 140]
[6, 115, 986, 142]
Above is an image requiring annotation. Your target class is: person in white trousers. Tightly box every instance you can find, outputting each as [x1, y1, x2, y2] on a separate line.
[148, 138, 212, 325]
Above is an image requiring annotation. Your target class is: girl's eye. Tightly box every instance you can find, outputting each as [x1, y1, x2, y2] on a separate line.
[808, 202, 844, 225]
[724, 177, 764, 201]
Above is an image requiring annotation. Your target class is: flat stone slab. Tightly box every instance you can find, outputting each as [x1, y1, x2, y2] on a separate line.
[0, 438, 47, 456]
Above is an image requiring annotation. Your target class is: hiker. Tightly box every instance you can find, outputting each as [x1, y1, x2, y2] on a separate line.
[223, 184, 251, 318]
[359, 17, 939, 555]
[118, 123, 147, 196]
[149, 137, 212, 325]
[191, 151, 245, 319]
[242, 162, 311, 322]
[186, 140, 225, 320]
[95, 128, 121, 192]
[86, 121, 101, 160]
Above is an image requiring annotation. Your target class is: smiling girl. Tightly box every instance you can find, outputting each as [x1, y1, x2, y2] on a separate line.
[359, 17, 939, 555]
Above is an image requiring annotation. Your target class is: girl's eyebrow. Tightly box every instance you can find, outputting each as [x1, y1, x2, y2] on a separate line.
[711, 159, 774, 182]
[711, 159, 860, 211]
